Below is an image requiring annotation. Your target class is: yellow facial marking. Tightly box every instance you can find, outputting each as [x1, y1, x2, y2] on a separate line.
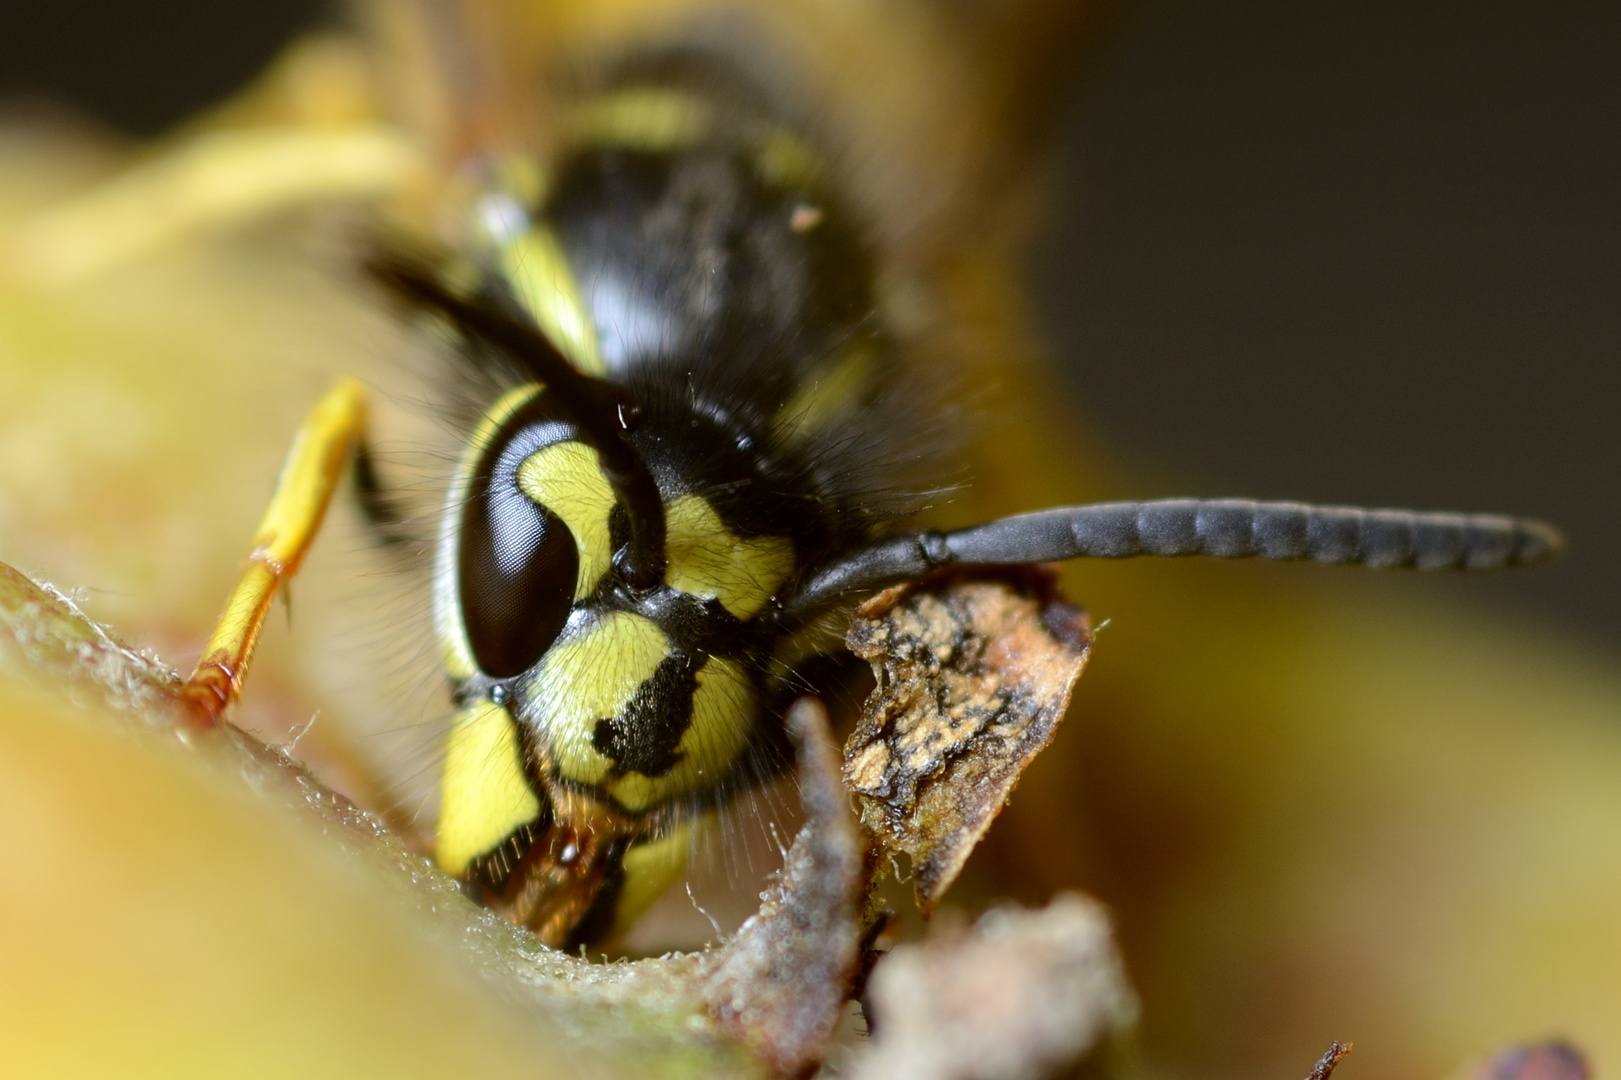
[436, 701, 542, 877]
[529, 611, 669, 788]
[566, 88, 712, 153]
[436, 384, 545, 681]
[664, 495, 795, 619]
[516, 441, 616, 600]
[607, 656, 755, 812]
[497, 227, 607, 377]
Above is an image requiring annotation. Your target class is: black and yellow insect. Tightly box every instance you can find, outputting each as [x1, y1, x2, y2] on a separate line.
[326, 57, 1561, 947]
[6, 1, 1564, 957]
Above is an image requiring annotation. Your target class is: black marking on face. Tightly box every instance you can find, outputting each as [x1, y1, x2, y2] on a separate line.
[607, 585, 752, 657]
[591, 652, 701, 777]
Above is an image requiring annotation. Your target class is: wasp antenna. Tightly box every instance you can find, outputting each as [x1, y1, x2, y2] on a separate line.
[783, 498, 1565, 619]
[365, 252, 668, 587]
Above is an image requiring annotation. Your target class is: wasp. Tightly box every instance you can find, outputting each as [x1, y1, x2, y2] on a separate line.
[9, 1, 1564, 954]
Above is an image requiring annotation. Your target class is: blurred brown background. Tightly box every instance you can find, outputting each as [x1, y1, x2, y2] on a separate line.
[3, 0, 1614, 659]
[4, 3, 1619, 1077]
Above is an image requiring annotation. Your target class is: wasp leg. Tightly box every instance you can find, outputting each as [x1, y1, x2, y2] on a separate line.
[352, 434, 419, 549]
[11, 127, 420, 286]
[180, 378, 367, 727]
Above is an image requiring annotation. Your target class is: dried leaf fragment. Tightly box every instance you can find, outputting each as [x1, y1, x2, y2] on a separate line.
[848, 894, 1135, 1080]
[844, 569, 1091, 910]
[0, 561, 182, 718]
[1305, 1042, 1353, 1080]
[702, 698, 866, 1076]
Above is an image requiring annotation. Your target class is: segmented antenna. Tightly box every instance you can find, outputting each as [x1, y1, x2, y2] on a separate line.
[367, 253, 669, 588]
[783, 498, 1564, 620]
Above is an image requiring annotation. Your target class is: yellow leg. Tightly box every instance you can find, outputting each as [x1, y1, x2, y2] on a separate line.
[181, 378, 367, 727]
[10, 127, 420, 286]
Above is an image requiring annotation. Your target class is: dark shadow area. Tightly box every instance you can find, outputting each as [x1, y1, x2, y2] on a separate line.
[0, 0, 327, 135]
[1031, 0, 1621, 654]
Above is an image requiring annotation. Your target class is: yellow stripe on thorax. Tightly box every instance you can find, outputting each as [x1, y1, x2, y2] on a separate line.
[664, 494, 794, 619]
[560, 85, 825, 190]
[754, 128, 823, 189]
[516, 441, 617, 600]
[437, 701, 542, 877]
[565, 87, 712, 153]
[774, 340, 876, 445]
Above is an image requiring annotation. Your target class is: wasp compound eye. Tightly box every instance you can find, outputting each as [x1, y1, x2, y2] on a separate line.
[458, 394, 585, 679]
[460, 470, 578, 678]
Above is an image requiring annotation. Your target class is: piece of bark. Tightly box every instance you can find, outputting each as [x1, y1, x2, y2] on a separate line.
[847, 894, 1136, 1080]
[844, 569, 1092, 911]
